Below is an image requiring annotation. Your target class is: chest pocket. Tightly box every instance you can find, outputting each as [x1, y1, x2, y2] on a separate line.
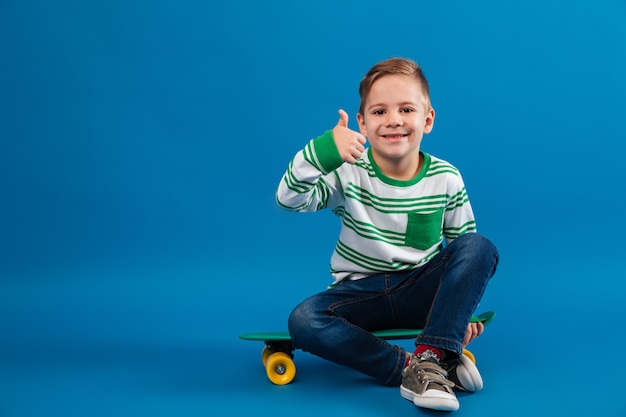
[405, 209, 444, 250]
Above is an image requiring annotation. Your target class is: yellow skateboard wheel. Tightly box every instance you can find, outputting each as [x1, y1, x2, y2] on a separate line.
[261, 346, 273, 366]
[265, 352, 296, 385]
[462, 348, 476, 364]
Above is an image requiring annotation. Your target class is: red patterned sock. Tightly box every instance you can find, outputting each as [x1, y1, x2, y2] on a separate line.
[414, 345, 444, 361]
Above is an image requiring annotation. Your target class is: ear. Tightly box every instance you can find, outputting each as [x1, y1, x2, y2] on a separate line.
[423, 108, 435, 134]
[356, 112, 367, 136]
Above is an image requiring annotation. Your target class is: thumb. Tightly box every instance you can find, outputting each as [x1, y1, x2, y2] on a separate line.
[336, 109, 349, 128]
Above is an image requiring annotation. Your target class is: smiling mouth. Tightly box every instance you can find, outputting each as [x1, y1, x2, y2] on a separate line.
[382, 134, 409, 141]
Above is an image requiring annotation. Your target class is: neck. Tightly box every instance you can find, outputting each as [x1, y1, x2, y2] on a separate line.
[373, 152, 423, 181]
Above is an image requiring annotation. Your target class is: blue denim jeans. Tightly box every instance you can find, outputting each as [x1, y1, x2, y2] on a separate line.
[287, 233, 499, 386]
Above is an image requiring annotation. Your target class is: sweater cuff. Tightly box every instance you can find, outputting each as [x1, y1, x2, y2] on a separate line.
[312, 130, 344, 174]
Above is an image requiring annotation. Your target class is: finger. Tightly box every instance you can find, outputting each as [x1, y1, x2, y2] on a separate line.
[462, 327, 470, 347]
[476, 322, 485, 337]
[465, 323, 484, 347]
[351, 140, 365, 157]
[463, 323, 478, 347]
[336, 109, 349, 128]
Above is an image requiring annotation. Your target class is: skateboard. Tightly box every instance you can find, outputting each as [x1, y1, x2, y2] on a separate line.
[240, 311, 495, 385]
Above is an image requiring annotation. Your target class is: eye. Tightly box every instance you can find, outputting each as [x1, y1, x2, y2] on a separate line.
[372, 109, 385, 115]
[401, 107, 415, 113]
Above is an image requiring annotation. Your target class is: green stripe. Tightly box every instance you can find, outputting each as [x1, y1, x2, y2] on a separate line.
[444, 221, 477, 238]
[303, 141, 323, 172]
[276, 195, 309, 211]
[335, 240, 413, 271]
[283, 160, 315, 194]
[425, 160, 460, 178]
[333, 240, 441, 272]
[446, 188, 470, 211]
[345, 183, 448, 213]
[315, 177, 331, 210]
[278, 172, 332, 212]
[354, 158, 377, 177]
[333, 207, 406, 245]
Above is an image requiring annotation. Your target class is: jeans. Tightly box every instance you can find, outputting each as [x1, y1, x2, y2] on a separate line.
[287, 233, 499, 386]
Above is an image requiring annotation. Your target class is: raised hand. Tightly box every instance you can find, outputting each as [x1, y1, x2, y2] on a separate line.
[332, 109, 367, 164]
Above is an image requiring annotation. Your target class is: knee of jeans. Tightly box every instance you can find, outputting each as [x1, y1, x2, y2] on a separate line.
[287, 305, 304, 336]
[450, 233, 499, 280]
[467, 233, 499, 276]
[459, 233, 498, 260]
[287, 299, 319, 345]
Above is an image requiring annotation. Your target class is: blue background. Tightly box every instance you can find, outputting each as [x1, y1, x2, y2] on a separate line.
[1, 1, 625, 416]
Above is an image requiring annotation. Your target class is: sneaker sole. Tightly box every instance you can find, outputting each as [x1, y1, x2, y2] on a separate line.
[400, 385, 460, 411]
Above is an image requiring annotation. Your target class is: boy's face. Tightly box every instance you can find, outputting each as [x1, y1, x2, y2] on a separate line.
[357, 74, 435, 172]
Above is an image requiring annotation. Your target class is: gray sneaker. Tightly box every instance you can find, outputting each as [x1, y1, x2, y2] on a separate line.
[400, 354, 459, 411]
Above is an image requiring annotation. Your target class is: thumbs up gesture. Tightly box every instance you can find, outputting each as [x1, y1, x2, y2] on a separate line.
[332, 109, 367, 164]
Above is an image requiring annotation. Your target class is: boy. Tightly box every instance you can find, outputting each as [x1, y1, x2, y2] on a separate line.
[276, 57, 498, 411]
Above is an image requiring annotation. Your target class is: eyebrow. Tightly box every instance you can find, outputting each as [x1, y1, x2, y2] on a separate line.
[367, 101, 421, 110]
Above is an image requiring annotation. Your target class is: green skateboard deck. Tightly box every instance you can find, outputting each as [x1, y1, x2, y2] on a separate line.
[240, 311, 495, 385]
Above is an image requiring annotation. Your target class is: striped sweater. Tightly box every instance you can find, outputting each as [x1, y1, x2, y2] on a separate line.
[277, 130, 477, 284]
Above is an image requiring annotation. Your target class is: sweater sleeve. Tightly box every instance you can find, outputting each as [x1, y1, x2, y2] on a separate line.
[443, 173, 477, 244]
[276, 130, 345, 212]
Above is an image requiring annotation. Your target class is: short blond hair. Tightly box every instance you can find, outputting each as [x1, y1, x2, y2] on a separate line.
[358, 57, 432, 114]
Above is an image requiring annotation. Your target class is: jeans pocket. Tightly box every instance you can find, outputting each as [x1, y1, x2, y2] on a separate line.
[405, 209, 443, 250]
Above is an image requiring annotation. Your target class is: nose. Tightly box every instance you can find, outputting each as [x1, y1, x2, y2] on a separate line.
[385, 112, 402, 127]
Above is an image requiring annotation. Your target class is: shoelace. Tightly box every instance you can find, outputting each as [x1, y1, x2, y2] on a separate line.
[413, 361, 456, 390]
